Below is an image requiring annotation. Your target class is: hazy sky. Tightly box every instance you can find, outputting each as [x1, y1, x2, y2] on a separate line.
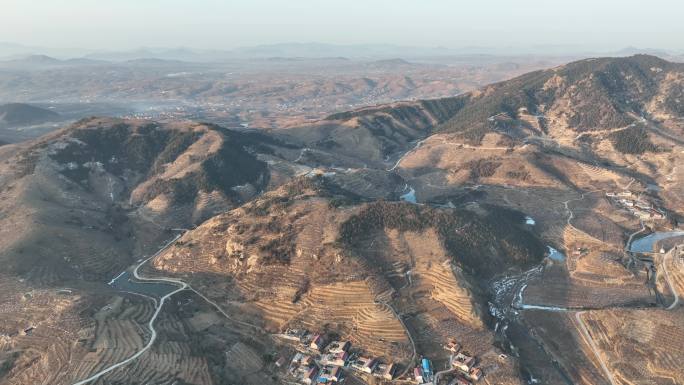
[1, 0, 683, 52]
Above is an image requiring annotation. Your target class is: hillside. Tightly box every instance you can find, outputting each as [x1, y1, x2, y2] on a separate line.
[377, 56, 684, 385]
[0, 115, 323, 299]
[433, 55, 684, 143]
[273, 55, 683, 170]
[1, 55, 683, 385]
[148, 176, 544, 383]
[275, 98, 467, 167]
[0, 103, 60, 127]
[0, 117, 314, 385]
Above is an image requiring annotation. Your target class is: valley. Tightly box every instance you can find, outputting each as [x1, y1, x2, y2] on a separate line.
[0, 54, 683, 385]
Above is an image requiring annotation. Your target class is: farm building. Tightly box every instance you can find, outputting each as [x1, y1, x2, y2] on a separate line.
[444, 340, 461, 353]
[468, 367, 483, 381]
[326, 340, 351, 354]
[318, 366, 342, 382]
[310, 334, 326, 351]
[414, 367, 424, 383]
[302, 367, 319, 385]
[453, 353, 476, 372]
[320, 351, 348, 367]
[374, 362, 396, 380]
[352, 356, 377, 373]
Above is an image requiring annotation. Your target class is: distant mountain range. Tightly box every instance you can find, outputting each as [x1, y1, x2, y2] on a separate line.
[2, 41, 682, 62]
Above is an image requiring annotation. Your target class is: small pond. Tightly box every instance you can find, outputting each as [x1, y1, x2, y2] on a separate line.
[400, 186, 417, 204]
[629, 231, 684, 253]
[547, 246, 566, 261]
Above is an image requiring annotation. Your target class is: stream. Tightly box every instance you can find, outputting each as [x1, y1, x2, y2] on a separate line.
[487, 225, 684, 384]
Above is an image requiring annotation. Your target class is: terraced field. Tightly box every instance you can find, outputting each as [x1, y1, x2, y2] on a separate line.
[399, 230, 483, 328]
[0, 274, 97, 385]
[86, 308, 215, 385]
[65, 295, 154, 383]
[293, 279, 410, 357]
[579, 309, 684, 385]
[524, 247, 653, 309]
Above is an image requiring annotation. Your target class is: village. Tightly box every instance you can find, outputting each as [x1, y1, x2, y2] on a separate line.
[605, 191, 665, 221]
[273, 329, 484, 385]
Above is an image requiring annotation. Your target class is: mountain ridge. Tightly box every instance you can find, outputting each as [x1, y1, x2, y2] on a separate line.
[0, 103, 60, 127]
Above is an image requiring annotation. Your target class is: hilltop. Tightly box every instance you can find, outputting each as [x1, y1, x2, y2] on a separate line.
[0, 103, 60, 127]
[280, 55, 683, 168]
[0, 117, 304, 282]
[147, 176, 544, 383]
[434, 55, 683, 143]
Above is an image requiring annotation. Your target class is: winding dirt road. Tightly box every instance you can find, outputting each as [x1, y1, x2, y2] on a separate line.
[662, 246, 681, 310]
[374, 299, 417, 379]
[71, 235, 185, 385]
[71, 232, 263, 385]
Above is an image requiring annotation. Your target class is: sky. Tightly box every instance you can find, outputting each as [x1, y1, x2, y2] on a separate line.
[1, 0, 683, 53]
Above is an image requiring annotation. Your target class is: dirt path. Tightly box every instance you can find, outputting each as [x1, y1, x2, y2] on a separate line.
[513, 190, 618, 385]
[574, 312, 618, 385]
[562, 190, 599, 229]
[387, 138, 426, 171]
[71, 232, 264, 385]
[662, 246, 681, 310]
[375, 299, 417, 378]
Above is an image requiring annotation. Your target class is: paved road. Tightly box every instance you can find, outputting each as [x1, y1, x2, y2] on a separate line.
[625, 221, 646, 252]
[433, 364, 456, 385]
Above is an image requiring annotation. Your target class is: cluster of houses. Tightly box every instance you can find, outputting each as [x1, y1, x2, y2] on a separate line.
[413, 358, 434, 383]
[411, 340, 483, 384]
[445, 340, 482, 385]
[278, 329, 485, 385]
[278, 328, 396, 384]
[606, 191, 665, 220]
